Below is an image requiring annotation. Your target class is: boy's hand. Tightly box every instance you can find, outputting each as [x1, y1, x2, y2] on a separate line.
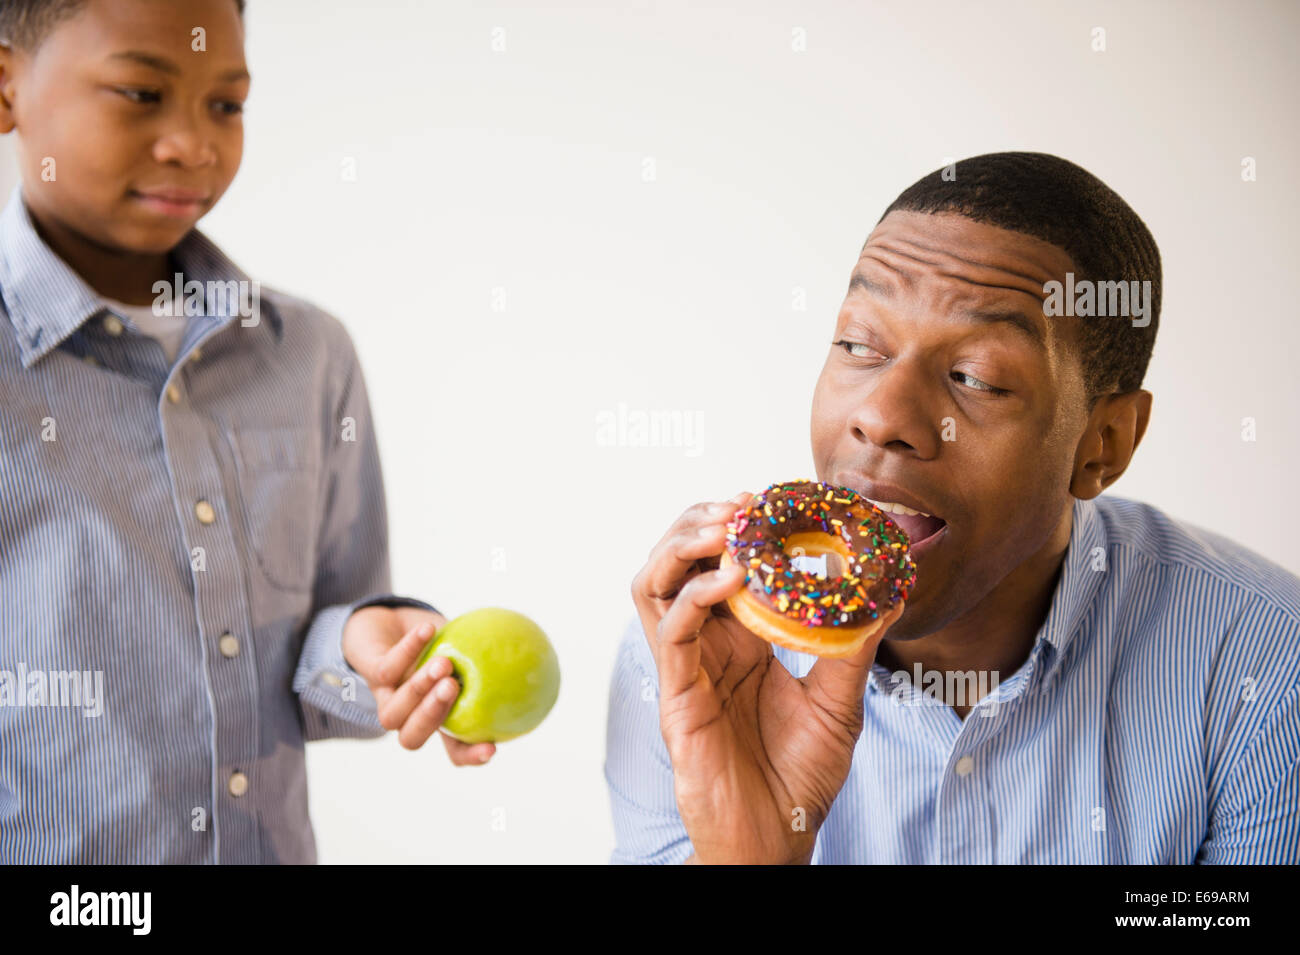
[342, 605, 497, 766]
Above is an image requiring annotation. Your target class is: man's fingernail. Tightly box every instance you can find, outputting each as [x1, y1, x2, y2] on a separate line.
[729, 491, 749, 503]
[418, 623, 434, 638]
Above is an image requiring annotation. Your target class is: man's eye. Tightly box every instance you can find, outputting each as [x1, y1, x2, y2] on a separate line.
[833, 339, 878, 359]
[952, 371, 1008, 395]
[116, 87, 161, 105]
[214, 100, 244, 116]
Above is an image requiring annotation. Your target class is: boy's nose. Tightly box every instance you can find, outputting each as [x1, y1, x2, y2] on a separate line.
[152, 130, 218, 168]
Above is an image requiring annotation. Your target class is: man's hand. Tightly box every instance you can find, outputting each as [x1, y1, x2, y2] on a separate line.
[342, 604, 496, 766]
[631, 493, 903, 864]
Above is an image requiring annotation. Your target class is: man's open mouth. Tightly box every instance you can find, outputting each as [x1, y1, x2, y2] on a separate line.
[832, 474, 950, 551]
[865, 501, 947, 546]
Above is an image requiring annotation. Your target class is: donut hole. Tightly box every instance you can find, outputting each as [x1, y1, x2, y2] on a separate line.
[783, 532, 853, 579]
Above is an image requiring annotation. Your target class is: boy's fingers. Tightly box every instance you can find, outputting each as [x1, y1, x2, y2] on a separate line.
[372, 622, 437, 686]
[375, 654, 454, 731]
[396, 675, 461, 750]
[441, 733, 496, 766]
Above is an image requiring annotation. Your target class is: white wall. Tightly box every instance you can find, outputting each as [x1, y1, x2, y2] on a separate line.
[4, 0, 1297, 862]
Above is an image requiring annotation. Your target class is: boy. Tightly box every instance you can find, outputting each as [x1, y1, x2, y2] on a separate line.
[0, 0, 489, 864]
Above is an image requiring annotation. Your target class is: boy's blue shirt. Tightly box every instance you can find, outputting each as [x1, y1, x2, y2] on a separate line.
[0, 185, 433, 863]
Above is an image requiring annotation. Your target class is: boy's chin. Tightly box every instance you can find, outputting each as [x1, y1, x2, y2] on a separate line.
[106, 221, 197, 257]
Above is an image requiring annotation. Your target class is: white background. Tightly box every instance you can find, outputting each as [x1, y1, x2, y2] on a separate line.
[3, 0, 1297, 863]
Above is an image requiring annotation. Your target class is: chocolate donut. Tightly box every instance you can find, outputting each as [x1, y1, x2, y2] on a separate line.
[720, 479, 916, 657]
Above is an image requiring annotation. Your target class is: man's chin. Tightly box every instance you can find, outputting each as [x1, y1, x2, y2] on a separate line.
[880, 609, 929, 643]
[884, 578, 963, 642]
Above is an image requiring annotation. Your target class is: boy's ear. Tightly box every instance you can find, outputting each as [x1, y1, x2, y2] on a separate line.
[0, 43, 16, 134]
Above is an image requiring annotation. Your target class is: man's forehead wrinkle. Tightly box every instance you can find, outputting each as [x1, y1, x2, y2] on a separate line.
[929, 277, 1043, 316]
[853, 250, 912, 295]
[847, 251, 1060, 356]
[863, 232, 1058, 289]
[933, 272, 1048, 309]
[858, 245, 1048, 304]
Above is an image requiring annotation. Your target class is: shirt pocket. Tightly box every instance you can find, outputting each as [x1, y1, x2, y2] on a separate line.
[228, 425, 323, 593]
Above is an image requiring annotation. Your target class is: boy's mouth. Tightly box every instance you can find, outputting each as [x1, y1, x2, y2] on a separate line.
[129, 188, 210, 218]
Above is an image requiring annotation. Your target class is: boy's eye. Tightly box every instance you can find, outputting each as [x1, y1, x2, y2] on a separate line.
[116, 87, 161, 105]
[214, 100, 245, 116]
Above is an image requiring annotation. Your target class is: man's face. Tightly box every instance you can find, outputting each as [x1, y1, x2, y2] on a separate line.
[811, 210, 1091, 640]
[2, 0, 248, 254]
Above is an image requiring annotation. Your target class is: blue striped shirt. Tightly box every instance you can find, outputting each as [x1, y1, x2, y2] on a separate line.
[0, 185, 435, 863]
[605, 493, 1300, 863]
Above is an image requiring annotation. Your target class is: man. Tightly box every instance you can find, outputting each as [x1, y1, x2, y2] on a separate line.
[606, 152, 1300, 864]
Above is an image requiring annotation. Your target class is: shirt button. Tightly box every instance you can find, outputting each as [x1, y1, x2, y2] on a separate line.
[194, 500, 216, 524]
[166, 383, 181, 404]
[218, 633, 240, 658]
[322, 672, 342, 687]
[228, 772, 249, 797]
[82, 354, 99, 366]
[102, 314, 124, 336]
[955, 756, 975, 777]
[189, 347, 203, 363]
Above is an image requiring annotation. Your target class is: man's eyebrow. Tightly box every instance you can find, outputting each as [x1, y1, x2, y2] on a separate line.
[959, 306, 1047, 351]
[848, 273, 894, 299]
[108, 50, 250, 82]
[847, 271, 1047, 351]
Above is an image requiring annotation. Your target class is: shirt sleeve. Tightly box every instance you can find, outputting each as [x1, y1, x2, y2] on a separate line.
[290, 318, 440, 742]
[604, 616, 696, 864]
[1198, 677, 1300, 863]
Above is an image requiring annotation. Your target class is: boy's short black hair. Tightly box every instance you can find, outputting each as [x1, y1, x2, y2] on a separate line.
[878, 151, 1161, 405]
[0, 0, 246, 50]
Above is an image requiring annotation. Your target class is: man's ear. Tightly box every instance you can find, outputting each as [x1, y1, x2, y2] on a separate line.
[1069, 389, 1153, 500]
[0, 43, 17, 134]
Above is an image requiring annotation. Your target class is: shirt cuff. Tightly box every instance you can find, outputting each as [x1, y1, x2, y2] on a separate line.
[294, 593, 441, 740]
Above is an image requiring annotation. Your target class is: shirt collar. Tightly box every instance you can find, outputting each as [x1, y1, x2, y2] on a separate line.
[0, 183, 281, 369]
[1032, 494, 1107, 686]
[867, 494, 1108, 696]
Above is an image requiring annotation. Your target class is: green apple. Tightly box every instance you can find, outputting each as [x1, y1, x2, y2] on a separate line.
[414, 607, 560, 744]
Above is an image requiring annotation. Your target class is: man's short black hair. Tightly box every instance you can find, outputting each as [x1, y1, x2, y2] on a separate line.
[878, 151, 1161, 405]
[0, 0, 246, 51]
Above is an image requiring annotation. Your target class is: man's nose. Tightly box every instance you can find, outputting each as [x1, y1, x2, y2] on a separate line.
[848, 360, 942, 458]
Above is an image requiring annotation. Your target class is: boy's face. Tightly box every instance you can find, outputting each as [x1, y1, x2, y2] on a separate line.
[811, 211, 1095, 641]
[0, 0, 248, 255]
